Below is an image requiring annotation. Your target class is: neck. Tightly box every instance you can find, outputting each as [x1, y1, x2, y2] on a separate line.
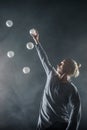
[60, 76, 68, 83]
[58, 73, 70, 83]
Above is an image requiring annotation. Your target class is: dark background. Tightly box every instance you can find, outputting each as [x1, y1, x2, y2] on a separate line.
[0, 0, 87, 130]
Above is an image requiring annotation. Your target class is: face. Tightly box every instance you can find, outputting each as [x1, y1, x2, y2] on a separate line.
[57, 60, 65, 75]
[57, 60, 71, 75]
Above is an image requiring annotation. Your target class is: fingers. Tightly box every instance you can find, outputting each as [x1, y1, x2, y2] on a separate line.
[30, 28, 38, 36]
[29, 28, 39, 44]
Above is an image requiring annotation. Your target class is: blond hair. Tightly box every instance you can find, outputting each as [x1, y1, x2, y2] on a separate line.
[64, 59, 81, 78]
[72, 60, 81, 77]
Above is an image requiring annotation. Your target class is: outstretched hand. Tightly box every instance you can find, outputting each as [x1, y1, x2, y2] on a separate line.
[30, 29, 39, 44]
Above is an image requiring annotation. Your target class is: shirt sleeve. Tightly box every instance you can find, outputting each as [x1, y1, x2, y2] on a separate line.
[66, 86, 81, 130]
[35, 43, 53, 75]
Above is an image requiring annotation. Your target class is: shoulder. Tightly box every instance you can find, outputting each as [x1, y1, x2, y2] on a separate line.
[69, 82, 81, 106]
[69, 82, 80, 101]
[70, 82, 78, 93]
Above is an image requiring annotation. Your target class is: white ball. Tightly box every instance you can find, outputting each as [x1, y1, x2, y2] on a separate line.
[22, 67, 30, 74]
[7, 51, 15, 58]
[26, 42, 34, 50]
[29, 28, 36, 35]
[6, 20, 13, 27]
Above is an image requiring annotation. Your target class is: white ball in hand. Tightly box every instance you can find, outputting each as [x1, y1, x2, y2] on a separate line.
[29, 28, 36, 35]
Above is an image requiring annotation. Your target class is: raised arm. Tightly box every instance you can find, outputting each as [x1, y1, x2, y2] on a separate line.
[30, 29, 53, 75]
[66, 87, 81, 130]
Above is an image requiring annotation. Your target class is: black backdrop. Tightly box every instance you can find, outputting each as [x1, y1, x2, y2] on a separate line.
[0, 0, 87, 130]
